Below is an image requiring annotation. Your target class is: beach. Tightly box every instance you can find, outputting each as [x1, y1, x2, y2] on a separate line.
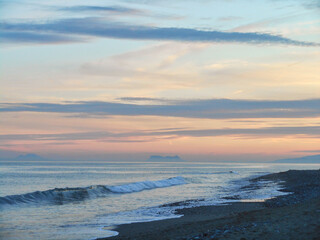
[2, 162, 320, 240]
[102, 169, 320, 240]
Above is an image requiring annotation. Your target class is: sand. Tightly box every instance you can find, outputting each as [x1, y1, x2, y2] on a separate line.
[98, 169, 320, 240]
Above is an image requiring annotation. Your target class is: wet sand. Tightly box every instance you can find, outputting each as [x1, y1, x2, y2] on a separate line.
[99, 169, 320, 240]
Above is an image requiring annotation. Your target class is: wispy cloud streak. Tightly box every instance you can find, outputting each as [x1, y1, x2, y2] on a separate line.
[0, 30, 83, 44]
[1, 98, 320, 119]
[1, 126, 320, 143]
[1, 18, 318, 46]
[58, 5, 144, 15]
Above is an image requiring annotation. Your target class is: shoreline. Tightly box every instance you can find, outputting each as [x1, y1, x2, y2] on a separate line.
[99, 169, 320, 240]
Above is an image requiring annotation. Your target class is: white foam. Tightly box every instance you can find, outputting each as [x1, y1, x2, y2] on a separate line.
[99, 205, 182, 228]
[107, 176, 186, 193]
[98, 175, 291, 237]
[220, 178, 290, 202]
[0, 176, 187, 206]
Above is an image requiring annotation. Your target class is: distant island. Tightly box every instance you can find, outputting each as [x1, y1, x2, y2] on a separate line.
[274, 154, 320, 163]
[147, 155, 184, 162]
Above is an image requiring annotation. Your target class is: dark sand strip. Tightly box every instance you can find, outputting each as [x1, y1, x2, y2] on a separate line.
[99, 169, 320, 240]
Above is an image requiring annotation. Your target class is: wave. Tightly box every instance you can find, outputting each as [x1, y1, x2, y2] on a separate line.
[0, 176, 186, 206]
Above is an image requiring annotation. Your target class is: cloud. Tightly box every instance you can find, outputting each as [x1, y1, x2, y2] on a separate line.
[57, 4, 182, 20]
[1, 98, 320, 119]
[80, 42, 207, 77]
[58, 5, 145, 15]
[0, 131, 113, 141]
[1, 126, 320, 144]
[231, 14, 304, 32]
[218, 16, 244, 22]
[303, 0, 320, 9]
[1, 17, 318, 46]
[293, 149, 320, 153]
[162, 126, 320, 138]
[0, 30, 84, 44]
[117, 97, 176, 104]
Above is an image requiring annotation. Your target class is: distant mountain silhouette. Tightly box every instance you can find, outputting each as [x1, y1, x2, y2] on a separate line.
[147, 155, 184, 162]
[15, 153, 47, 161]
[274, 154, 320, 163]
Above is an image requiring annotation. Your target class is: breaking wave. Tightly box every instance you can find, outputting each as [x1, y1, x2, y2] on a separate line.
[0, 176, 186, 206]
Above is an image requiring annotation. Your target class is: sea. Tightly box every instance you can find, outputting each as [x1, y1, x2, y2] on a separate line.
[1, 160, 319, 240]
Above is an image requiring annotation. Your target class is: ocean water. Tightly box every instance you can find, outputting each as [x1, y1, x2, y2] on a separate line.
[1, 160, 319, 240]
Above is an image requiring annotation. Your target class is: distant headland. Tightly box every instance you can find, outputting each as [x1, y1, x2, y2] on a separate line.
[147, 155, 184, 162]
[274, 154, 320, 163]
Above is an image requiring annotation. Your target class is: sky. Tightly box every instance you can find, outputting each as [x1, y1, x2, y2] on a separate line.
[0, 0, 320, 161]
